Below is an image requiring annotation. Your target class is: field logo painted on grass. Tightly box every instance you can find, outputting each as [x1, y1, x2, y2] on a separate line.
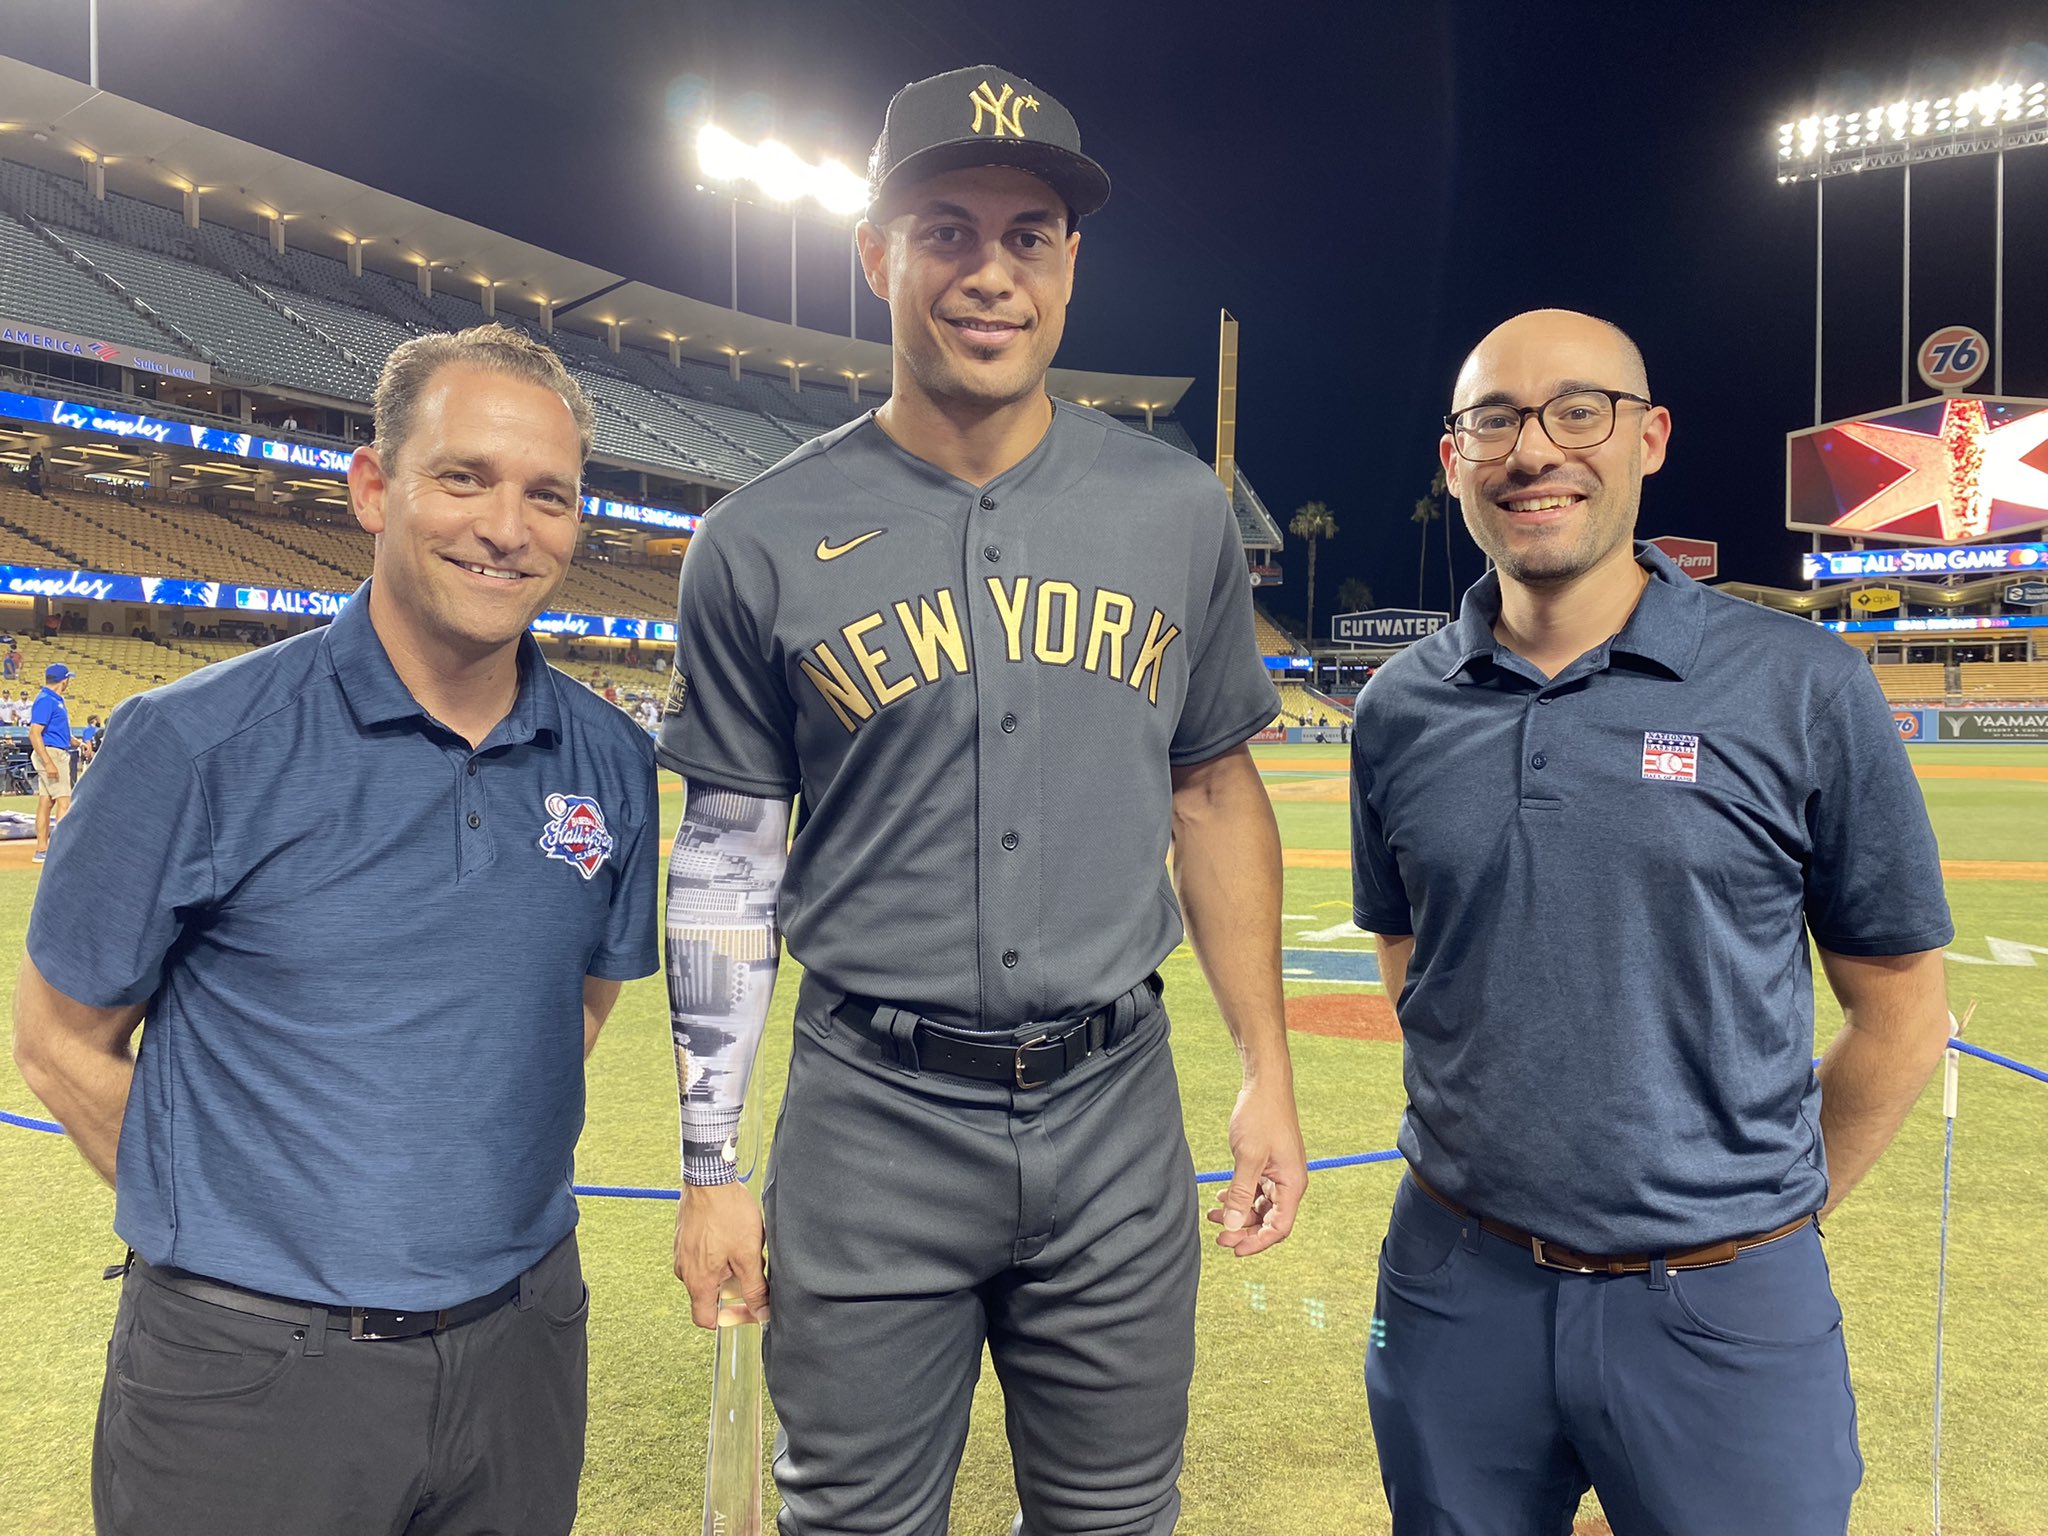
[1947, 936, 2048, 966]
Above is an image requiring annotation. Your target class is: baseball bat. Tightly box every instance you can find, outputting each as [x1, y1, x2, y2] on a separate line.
[702, 1047, 767, 1536]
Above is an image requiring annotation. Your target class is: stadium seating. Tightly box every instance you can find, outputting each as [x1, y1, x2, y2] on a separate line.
[1873, 662, 1949, 704]
[1252, 607, 1300, 656]
[1956, 661, 2048, 701]
[0, 210, 181, 357]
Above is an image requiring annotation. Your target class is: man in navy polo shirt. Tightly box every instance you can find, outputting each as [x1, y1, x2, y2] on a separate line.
[1351, 310, 1953, 1534]
[13, 325, 659, 1536]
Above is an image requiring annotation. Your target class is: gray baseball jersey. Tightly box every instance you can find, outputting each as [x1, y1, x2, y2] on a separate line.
[658, 400, 1278, 1029]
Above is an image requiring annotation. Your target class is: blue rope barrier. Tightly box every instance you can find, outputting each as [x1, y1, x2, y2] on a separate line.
[3, 1049, 2041, 1196]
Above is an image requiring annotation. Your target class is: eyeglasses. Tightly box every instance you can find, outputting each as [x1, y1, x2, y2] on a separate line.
[1444, 389, 1652, 463]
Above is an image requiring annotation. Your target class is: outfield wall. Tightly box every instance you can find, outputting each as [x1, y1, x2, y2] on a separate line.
[1894, 708, 2048, 743]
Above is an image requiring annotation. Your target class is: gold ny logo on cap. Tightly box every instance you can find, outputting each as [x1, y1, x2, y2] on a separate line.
[968, 79, 1039, 137]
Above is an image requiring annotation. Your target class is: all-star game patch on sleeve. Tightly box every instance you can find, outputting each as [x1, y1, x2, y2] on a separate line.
[666, 784, 791, 1185]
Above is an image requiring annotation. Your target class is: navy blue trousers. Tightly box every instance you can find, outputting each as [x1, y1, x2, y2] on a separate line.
[1365, 1175, 1861, 1535]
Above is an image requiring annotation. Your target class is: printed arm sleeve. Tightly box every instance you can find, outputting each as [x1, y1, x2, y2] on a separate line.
[666, 780, 792, 1186]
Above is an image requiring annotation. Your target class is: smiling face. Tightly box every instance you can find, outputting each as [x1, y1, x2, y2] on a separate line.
[349, 363, 583, 662]
[857, 164, 1079, 413]
[1442, 310, 1671, 589]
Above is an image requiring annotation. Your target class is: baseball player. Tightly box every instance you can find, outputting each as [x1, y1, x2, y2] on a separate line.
[660, 65, 1307, 1536]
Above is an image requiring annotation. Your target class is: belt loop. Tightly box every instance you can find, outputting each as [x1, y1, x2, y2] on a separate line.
[1647, 1254, 1670, 1291]
[516, 1263, 537, 1313]
[301, 1310, 326, 1356]
[1460, 1219, 1482, 1255]
[876, 1005, 922, 1073]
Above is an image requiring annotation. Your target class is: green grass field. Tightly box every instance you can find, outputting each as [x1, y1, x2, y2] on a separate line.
[2, 744, 2044, 1534]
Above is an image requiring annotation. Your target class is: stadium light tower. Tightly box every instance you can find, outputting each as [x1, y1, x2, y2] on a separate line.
[1775, 76, 2048, 416]
[694, 123, 868, 334]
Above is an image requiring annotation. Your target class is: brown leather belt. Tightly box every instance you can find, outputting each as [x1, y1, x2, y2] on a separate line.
[1410, 1171, 1813, 1275]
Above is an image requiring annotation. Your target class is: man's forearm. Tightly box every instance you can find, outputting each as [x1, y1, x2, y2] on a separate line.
[1171, 750, 1289, 1083]
[1815, 947, 1951, 1215]
[12, 962, 142, 1185]
[666, 783, 790, 1184]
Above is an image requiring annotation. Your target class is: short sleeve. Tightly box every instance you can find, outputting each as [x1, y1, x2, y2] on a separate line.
[1350, 693, 1413, 935]
[26, 695, 216, 1008]
[1803, 664, 1952, 956]
[588, 755, 661, 981]
[657, 530, 799, 795]
[1169, 487, 1281, 765]
[29, 694, 54, 731]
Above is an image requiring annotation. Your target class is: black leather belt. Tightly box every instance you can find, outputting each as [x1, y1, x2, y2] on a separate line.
[838, 973, 1158, 1090]
[127, 1255, 522, 1341]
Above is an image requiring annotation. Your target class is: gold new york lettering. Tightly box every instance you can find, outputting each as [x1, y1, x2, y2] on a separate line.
[893, 591, 970, 682]
[1127, 610, 1182, 706]
[968, 80, 1040, 138]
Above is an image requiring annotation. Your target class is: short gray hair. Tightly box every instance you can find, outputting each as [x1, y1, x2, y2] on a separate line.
[372, 324, 595, 470]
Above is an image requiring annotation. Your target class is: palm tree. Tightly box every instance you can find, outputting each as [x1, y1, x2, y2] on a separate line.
[1411, 493, 1439, 607]
[1289, 501, 1338, 643]
[1433, 466, 1454, 603]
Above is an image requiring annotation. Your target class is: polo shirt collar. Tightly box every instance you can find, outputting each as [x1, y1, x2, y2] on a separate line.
[327, 581, 563, 745]
[1442, 541, 1705, 683]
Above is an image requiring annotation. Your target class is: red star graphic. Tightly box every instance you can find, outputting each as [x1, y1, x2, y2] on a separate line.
[1831, 401, 2048, 541]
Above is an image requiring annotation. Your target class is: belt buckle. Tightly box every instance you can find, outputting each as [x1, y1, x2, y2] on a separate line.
[1528, 1237, 1597, 1275]
[349, 1307, 429, 1341]
[1014, 1034, 1052, 1090]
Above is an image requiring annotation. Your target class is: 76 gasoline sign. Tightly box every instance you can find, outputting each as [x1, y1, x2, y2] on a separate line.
[1918, 326, 1989, 392]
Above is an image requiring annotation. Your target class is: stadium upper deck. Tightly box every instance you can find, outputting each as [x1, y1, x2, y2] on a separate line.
[0, 52, 1282, 554]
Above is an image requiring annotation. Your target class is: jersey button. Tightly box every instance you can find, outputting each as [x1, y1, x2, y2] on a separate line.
[467, 812, 482, 828]
[1001, 713, 1017, 733]
[1001, 831, 1019, 850]
[1536, 695, 1553, 706]
[1530, 753, 1547, 770]
[983, 545, 1001, 562]
[1002, 949, 1019, 968]
[979, 495, 997, 511]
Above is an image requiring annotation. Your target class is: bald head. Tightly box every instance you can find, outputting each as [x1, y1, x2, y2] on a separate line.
[1453, 309, 1648, 409]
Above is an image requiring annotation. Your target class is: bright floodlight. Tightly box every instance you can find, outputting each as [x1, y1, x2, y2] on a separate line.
[814, 158, 871, 217]
[694, 122, 867, 218]
[1775, 77, 2048, 181]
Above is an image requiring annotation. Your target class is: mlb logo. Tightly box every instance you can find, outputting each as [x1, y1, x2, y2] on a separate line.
[1641, 732, 1700, 783]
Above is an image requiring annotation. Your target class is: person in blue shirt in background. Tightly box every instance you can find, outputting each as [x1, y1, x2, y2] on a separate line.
[11, 325, 660, 1536]
[28, 661, 73, 864]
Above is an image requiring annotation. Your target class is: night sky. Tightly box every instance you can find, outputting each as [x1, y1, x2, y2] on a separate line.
[8, 0, 2048, 631]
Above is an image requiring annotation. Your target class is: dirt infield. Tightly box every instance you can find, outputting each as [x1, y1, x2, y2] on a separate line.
[1285, 991, 1401, 1043]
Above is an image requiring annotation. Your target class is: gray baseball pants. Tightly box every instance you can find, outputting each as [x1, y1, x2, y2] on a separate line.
[764, 976, 1200, 1535]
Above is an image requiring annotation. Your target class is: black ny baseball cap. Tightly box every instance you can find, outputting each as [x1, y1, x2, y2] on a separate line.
[866, 65, 1111, 223]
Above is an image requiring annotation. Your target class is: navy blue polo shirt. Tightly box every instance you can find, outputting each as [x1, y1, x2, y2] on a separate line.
[27, 587, 659, 1308]
[1351, 544, 1951, 1252]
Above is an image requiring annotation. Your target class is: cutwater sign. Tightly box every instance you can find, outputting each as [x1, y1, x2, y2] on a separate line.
[1332, 608, 1449, 645]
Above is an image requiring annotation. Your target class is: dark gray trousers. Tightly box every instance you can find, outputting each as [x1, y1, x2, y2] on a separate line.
[764, 981, 1200, 1536]
[92, 1232, 588, 1536]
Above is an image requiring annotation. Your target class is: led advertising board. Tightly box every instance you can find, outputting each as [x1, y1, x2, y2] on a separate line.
[0, 561, 675, 642]
[1786, 396, 2048, 545]
[1800, 542, 2048, 582]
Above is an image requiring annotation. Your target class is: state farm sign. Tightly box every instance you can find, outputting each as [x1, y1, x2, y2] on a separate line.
[1649, 536, 1717, 581]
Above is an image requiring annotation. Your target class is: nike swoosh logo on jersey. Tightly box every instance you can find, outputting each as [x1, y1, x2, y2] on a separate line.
[816, 530, 885, 561]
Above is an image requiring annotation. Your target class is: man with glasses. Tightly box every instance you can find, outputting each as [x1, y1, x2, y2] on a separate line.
[1349, 309, 1953, 1532]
